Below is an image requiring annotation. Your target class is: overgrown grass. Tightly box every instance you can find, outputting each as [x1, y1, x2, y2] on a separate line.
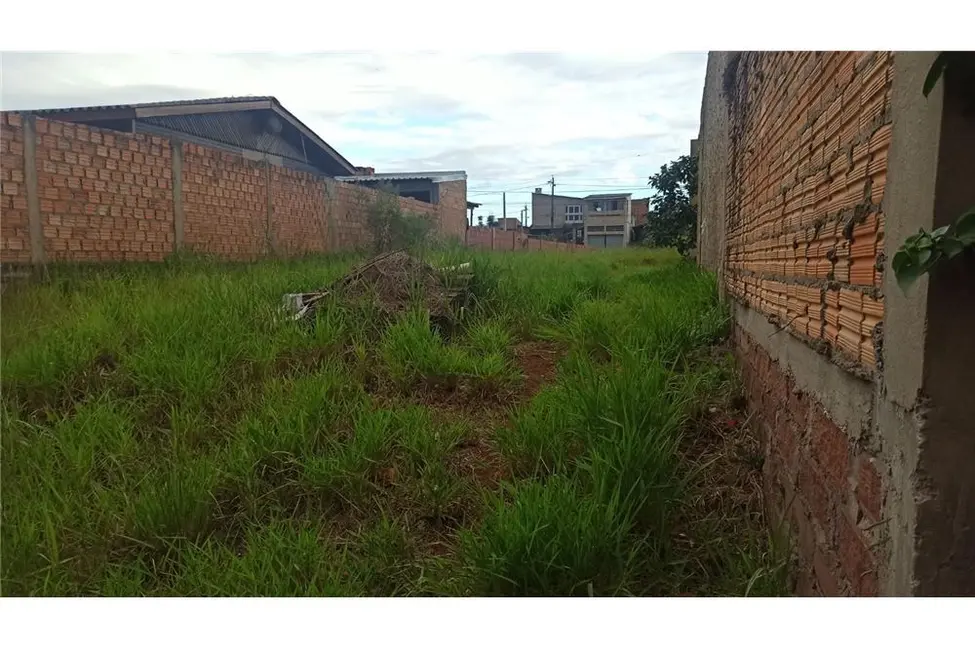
[1, 247, 787, 596]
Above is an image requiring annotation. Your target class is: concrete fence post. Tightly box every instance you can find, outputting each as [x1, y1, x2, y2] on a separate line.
[171, 140, 184, 252]
[23, 115, 45, 269]
[263, 158, 275, 257]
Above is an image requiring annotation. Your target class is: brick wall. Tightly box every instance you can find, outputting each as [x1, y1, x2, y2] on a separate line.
[436, 179, 468, 241]
[181, 144, 265, 260]
[0, 114, 29, 264]
[0, 113, 467, 266]
[725, 52, 891, 373]
[701, 51, 896, 595]
[463, 227, 586, 252]
[736, 326, 882, 595]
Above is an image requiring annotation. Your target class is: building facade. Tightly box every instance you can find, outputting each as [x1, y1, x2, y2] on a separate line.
[583, 193, 633, 248]
[530, 189, 585, 242]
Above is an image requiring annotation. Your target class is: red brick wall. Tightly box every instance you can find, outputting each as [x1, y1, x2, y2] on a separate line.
[725, 52, 891, 372]
[0, 114, 469, 265]
[736, 326, 882, 595]
[182, 144, 265, 260]
[0, 113, 30, 264]
[631, 197, 650, 225]
[270, 165, 328, 257]
[718, 52, 893, 595]
[436, 179, 468, 241]
[462, 227, 585, 252]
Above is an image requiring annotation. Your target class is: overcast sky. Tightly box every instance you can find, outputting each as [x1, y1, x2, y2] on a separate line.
[0, 52, 705, 224]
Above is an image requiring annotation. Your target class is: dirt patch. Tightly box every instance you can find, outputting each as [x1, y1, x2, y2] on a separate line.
[513, 340, 563, 400]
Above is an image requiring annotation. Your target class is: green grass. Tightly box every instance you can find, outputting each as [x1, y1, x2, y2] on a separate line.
[1, 247, 788, 596]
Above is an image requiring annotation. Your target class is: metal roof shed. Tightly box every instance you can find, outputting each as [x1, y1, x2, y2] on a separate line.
[19, 96, 356, 177]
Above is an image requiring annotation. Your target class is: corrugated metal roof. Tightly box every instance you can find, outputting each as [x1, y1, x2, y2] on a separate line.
[584, 192, 633, 199]
[23, 96, 275, 115]
[334, 171, 467, 183]
[12, 95, 355, 176]
[140, 112, 306, 162]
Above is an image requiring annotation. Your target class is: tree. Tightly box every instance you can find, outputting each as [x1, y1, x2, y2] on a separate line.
[644, 154, 698, 256]
[477, 214, 485, 227]
[486, 214, 496, 228]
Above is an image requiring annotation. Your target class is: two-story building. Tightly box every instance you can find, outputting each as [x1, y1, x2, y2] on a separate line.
[583, 193, 632, 248]
[529, 189, 585, 243]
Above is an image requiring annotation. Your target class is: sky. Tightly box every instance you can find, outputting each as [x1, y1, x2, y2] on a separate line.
[0, 52, 706, 225]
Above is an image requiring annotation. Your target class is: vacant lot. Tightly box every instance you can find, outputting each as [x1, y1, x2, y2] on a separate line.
[1, 247, 786, 596]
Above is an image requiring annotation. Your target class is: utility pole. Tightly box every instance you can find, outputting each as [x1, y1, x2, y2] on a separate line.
[502, 192, 507, 231]
[548, 176, 556, 233]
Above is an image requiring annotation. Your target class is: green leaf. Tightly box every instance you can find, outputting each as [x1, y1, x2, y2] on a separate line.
[895, 261, 923, 293]
[941, 236, 965, 259]
[923, 52, 950, 98]
[931, 225, 951, 239]
[917, 248, 932, 266]
[954, 209, 975, 245]
[891, 250, 910, 274]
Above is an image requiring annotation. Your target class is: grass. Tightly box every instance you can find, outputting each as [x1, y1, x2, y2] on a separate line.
[0, 246, 788, 596]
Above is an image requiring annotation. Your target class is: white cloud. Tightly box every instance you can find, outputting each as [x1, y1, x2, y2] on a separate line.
[0, 51, 705, 221]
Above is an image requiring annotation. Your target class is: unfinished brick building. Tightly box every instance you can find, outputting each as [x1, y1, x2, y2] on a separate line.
[697, 52, 975, 595]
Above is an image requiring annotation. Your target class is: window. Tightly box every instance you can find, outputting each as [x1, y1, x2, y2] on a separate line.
[609, 200, 620, 211]
[591, 201, 603, 212]
[565, 205, 582, 222]
[588, 225, 606, 233]
[399, 189, 432, 203]
[606, 225, 625, 232]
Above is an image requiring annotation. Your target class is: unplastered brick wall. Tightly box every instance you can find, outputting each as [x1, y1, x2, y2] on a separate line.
[736, 326, 883, 595]
[464, 227, 586, 252]
[0, 113, 468, 266]
[0, 114, 29, 264]
[181, 144, 268, 260]
[436, 179, 468, 240]
[717, 52, 894, 595]
[725, 51, 891, 373]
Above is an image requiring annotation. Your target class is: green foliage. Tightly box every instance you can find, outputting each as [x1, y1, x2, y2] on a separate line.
[892, 210, 975, 292]
[892, 56, 975, 293]
[644, 154, 699, 256]
[364, 187, 436, 254]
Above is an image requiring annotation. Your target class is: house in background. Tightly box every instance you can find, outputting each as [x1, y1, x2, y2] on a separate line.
[335, 170, 467, 205]
[629, 197, 651, 242]
[334, 170, 469, 231]
[529, 188, 585, 243]
[22, 96, 357, 176]
[490, 217, 523, 231]
[584, 192, 633, 248]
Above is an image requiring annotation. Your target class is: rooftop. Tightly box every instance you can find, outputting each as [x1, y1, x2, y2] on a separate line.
[584, 192, 633, 200]
[9, 96, 356, 176]
[334, 171, 467, 183]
